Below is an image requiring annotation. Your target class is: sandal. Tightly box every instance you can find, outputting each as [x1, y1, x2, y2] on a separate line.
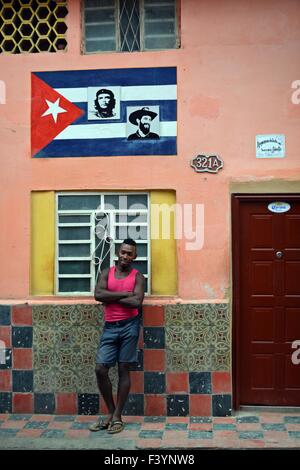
[89, 418, 111, 432]
[107, 420, 124, 434]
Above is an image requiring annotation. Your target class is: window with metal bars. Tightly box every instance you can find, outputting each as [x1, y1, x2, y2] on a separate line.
[0, 0, 68, 54]
[83, 0, 179, 53]
[56, 192, 150, 295]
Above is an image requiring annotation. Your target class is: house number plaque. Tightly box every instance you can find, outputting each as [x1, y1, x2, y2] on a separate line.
[191, 154, 223, 174]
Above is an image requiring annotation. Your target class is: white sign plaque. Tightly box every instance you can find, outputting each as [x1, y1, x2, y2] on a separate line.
[268, 202, 291, 213]
[256, 134, 285, 158]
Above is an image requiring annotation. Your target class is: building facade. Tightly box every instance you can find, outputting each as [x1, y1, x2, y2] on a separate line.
[0, 0, 300, 416]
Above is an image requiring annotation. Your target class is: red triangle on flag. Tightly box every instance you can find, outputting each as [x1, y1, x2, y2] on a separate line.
[31, 74, 84, 156]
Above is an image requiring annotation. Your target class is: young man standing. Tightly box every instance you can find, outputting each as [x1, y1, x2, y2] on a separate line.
[90, 239, 145, 434]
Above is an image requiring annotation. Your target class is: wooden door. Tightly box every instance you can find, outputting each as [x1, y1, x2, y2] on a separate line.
[232, 195, 300, 407]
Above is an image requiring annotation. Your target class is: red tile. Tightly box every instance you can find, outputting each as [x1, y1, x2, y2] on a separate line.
[18, 429, 43, 438]
[265, 441, 293, 448]
[214, 430, 237, 439]
[138, 327, 144, 349]
[29, 415, 53, 421]
[189, 422, 212, 431]
[239, 440, 265, 449]
[286, 424, 300, 431]
[212, 372, 232, 393]
[136, 439, 162, 449]
[56, 393, 77, 415]
[124, 416, 144, 423]
[166, 416, 189, 423]
[130, 371, 144, 393]
[1, 420, 26, 429]
[189, 394, 211, 416]
[215, 439, 242, 448]
[187, 439, 216, 448]
[143, 306, 165, 327]
[144, 349, 165, 371]
[141, 422, 165, 430]
[213, 417, 235, 424]
[264, 431, 288, 442]
[13, 393, 33, 414]
[145, 394, 166, 416]
[236, 423, 262, 431]
[0, 326, 11, 348]
[12, 305, 32, 326]
[0, 370, 12, 391]
[48, 421, 73, 430]
[13, 349, 33, 369]
[260, 414, 285, 423]
[76, 415, 97, 422]
[166, 372, 189, 393]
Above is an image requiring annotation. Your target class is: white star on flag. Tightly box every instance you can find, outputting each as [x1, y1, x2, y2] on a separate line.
[41, 97, 67, 123]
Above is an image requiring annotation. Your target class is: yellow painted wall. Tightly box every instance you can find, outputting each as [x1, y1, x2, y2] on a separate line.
[31, 191, 55, 295]
[150, 191, 177, 295]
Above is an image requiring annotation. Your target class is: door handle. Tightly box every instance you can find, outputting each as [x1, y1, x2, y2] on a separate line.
[276, 251, 283, 259]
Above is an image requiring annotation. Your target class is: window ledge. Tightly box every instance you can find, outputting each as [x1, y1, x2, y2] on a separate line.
[0, 297, 229, 306]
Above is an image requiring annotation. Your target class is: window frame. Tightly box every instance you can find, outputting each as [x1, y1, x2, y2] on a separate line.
[55, 191, 150, 296]
[82, 0, 180, 54]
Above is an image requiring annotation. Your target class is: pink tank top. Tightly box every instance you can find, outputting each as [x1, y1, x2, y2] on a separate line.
[104, 266, 139, 322]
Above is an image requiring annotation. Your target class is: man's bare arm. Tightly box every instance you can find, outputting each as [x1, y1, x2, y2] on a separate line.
[119, 272, 145, 308]
[94, 268, 133, 303]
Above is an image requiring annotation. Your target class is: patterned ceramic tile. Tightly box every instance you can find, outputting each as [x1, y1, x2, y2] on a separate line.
[32, 305, 103, 327]
[165, 304, 230, 372]
[33, 305, 105, 393]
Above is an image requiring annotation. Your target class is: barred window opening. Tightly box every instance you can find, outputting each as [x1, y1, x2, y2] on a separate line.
[56, 192, 150, 296]
[84, 0, 178, 53]
[0, 0, 68, 54]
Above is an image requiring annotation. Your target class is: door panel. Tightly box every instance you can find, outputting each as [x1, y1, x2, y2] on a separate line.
[251, 308, 275, 341]
[251, 262, 274, 294]
[285, 262, 300, 294]
[233, 195, 300, 407]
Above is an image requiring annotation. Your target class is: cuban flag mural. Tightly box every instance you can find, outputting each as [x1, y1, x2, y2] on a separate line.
[31, 67, 177, 157]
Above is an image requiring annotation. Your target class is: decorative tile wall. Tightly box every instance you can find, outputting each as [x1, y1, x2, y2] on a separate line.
[0, 303, 232, 416]
[33, 304, 102, 394]
[165, 304, 230, 372]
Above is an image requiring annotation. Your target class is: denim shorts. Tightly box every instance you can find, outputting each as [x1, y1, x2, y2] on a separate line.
[96, 315, 141, 367]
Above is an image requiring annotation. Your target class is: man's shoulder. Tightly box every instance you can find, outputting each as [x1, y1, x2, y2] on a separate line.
[135, 270, 146, 282]
[100, 267, 111, 277]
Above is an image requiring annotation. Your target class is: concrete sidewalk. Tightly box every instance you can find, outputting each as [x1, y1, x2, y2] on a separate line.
[0, 411, 300, 450]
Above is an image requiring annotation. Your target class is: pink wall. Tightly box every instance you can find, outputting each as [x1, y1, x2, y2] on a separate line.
[0, 0, 300, 300]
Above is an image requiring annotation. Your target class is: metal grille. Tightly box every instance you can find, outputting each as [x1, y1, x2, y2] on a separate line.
[84, 0, 178, 53]
[0, 0, 68, 54]
[56, 192, 150, 296]
[119, 0, 140, 52]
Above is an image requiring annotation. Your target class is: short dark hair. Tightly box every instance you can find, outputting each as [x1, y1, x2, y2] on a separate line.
[96, 88, 114, 100]
[122, 238, 136, 247]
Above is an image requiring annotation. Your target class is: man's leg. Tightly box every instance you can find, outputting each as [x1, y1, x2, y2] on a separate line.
[108, 319, 140, 433]
[113, 362, 131, 421]
[95, 364, 115, 424]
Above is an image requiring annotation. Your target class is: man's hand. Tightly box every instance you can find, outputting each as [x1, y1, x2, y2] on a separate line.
[119, 272, 145, 308]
